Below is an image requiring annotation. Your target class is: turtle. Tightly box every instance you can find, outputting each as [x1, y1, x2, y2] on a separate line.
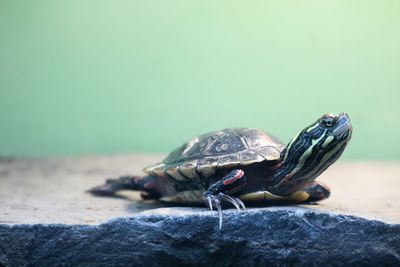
[89, 112, 352, 229]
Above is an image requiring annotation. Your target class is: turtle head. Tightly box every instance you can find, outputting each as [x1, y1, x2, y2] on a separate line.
[272, 113, 352, 195]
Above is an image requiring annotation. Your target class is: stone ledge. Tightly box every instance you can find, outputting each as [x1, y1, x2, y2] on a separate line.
[1, 208, 399, 266]
[0, 156, 400, 266]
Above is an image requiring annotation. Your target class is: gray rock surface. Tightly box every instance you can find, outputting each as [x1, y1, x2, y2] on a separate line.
[0, 156, 399, 266]
[1, 208, 399, 266]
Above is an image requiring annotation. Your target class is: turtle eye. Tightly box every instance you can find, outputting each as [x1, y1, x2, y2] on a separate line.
[322, 117, 335, 127]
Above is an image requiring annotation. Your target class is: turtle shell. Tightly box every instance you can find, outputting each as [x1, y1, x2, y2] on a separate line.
[143, 128, 285, 181]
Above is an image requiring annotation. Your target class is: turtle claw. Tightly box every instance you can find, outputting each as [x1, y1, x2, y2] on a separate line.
[220, 193, 246, 211]
[203, 193, 246, 229]
[214, 198, 223, 229]
[207, 196, 213, 211]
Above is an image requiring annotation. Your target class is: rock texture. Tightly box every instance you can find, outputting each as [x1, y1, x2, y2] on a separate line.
[1, 208, 400, 266]
[0, 156, 400, 266]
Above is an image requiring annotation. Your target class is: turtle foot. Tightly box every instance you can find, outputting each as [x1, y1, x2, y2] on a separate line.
[203, 192, 246, 230]
[87, 176, 135, 196]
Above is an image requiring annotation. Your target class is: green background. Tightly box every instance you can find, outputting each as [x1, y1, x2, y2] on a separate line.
[0, 1, 399, 159]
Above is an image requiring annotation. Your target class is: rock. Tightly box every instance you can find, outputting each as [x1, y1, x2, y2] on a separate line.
[0, 156, 399, 266]
[1, 208, 399, 266]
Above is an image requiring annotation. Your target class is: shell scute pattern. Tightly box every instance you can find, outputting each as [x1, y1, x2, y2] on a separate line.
[177, 161, 198, 179]
[217, 154, 241, 168]
[239, 128, 276, 149]
[196, 157, 219, 178]
[206, 131, 246, 156]
[239, 150, 265, 163]
[144, 128, 285, 181]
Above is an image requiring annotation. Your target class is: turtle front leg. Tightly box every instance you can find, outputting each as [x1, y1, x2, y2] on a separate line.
[203, 169, 247, 229]
[301, 181, 331, 202]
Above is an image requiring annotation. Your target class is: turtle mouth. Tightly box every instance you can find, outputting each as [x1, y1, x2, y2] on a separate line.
[333, 113, 352, 139]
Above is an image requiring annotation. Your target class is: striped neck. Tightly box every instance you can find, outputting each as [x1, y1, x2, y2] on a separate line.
[270, 113, 352, 196]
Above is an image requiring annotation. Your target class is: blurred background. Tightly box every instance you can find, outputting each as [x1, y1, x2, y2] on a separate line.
[0, 1, 399, 160]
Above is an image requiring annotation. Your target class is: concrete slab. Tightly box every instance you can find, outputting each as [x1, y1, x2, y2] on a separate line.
[0, 155, 399, 225]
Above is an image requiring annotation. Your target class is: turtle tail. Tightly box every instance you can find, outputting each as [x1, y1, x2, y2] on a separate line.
[87, 175, 162, 199]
